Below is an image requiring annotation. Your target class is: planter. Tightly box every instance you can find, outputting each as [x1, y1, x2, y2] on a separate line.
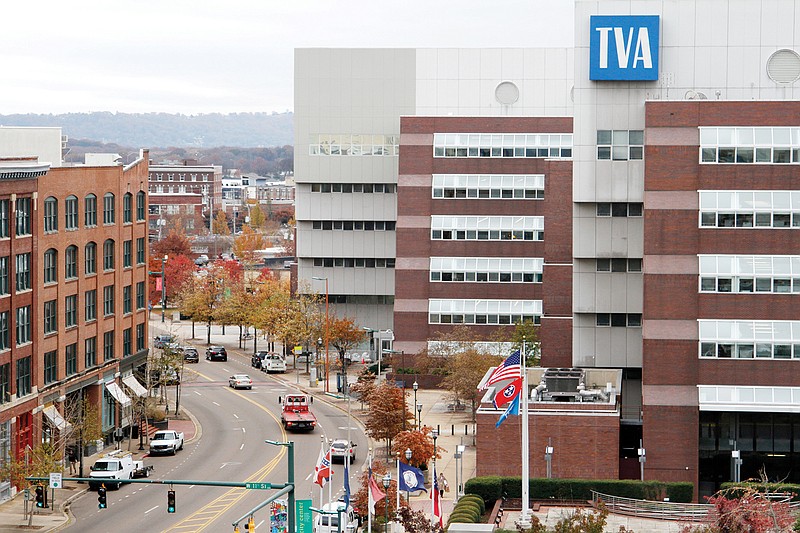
[148, 418, 169, 431]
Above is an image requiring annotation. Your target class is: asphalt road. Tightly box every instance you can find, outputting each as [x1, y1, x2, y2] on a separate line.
[63, 349, 369, 532]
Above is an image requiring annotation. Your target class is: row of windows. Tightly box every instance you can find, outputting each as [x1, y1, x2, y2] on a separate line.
[429, 299, 541, 319]
[700, 342, 800, 360]
[701, 277, 800, 294]
[432, 174, 545, 200]
[311, 221, 396, 231]
[431, 216, 543, 241]
[324, 294, 394, 305]
[699, 190, 800, 228]
[43, 238, 145, 282]
[43, 192, 145, 233]
[699, 320, 800, 342]
[42, 282, 146, 333]
[152, 173, 210, 182]
[312, 258, 396, 268]
[701, 212, 800, 228]
[597, 203, 643, 217]
[596, 259, 642, 272]
[596, 130, 644, 161]
[430, 256, 543, 283]
[431, 271, 541, 283]
[596, 313, 642, 327]
[433, 133, 572, 159]
[309, 134, 399, 156]
[700, 127, 800, 164]
[0, 198, 32, 238]
[430, 313, 541, 325]
[310, 183, 395, 194]
[432, 229, 543, 241]
[700, 255, 800, 276]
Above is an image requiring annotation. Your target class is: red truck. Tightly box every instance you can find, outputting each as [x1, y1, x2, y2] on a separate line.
[279, 394, 317, 431]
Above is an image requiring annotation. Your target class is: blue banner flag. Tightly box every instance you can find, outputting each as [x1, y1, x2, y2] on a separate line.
[398, 462, 427, 493]
[344, 457, 351, 506]
[495, 394, 520, 428]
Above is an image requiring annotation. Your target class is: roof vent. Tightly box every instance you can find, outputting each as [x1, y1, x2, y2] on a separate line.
[684, 90, 708, 100]
[495, 81, 520, 105]
[767, 49, 800, 84]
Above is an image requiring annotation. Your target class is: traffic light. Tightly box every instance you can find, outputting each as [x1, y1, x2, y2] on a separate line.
[97, 485, 107, 509]
[247, 516, 256, 531]
[34, 485, 44, 508]
[167, 489, 176, 513]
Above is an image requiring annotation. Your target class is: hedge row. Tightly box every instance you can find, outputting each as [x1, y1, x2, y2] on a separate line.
[719, 481, 800, 501]
[463, 476, 694, 505]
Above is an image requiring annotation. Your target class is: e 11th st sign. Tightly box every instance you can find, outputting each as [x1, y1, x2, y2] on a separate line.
[245, 482, 273, 490]
[590, 15, 660, 81]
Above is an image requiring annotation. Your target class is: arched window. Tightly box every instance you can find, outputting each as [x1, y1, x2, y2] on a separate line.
[85, 242, 97, 274]
[136, 191, 146, 221]
[123, 193, 132, 223]
[103, 193, 115, 225]
[103, 239, 115, 270]
[43, 249, 57, 284]
[65, 195, 78, 230]
[65, 245, 78, 279]
[85, 194, 97, 227]
[43, 197, 58, 233]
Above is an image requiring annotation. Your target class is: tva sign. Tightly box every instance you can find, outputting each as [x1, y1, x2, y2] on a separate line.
[590, 15, 660, 81]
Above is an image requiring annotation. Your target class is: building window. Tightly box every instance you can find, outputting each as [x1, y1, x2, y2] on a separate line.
[43, 249, 57, 284]
[699, 255, 800, 294]
[103, 239, 115, 271]
[103, 285, 114, 316]
[309, 134, 399, 156]
[700, 127, 800, 164]
[16, 306, 30, 345]
[311, 258, 396, 268]
[65, 245, 78, 280]
[43, 300, 57, 334]
[596, 313, 642, 327]
[596, 258, 643, 272]
[43, 197, 58, 233]
[136, 323, 145, 351]
[0, 200, 9, 238]
[699, 190, 800, 229]
[44, 351, 57, 385]
[85, 337, 97, 368]
[432, 133, 572, 159]
[596, 203, 643, 217]
[16, 357, 31, 397]
[597, 130, 644, 160]
[103, 331, 115, 361]
[430, 216, 544, 241]
[0, 364, 9, 404]
[0, 312, 8, 351]
[15, 197, 31, 236]
[85, 242, 96, 274]
[103, 193, 115, 224]
[123, 328, 132, 357]
[123, 193, 132, 223]
[123, 240, 132, 268]
[65, 343, 77, 376]
[0, 257, 7, 296]
[135, 281, 145, 310]
[311, 221, 397, 231]
[136, 191, 146, 221]
[123, 285, 132, 314]
[85, 289, 96, 321]
[432, 174, 545, 200]
[429, 257, 543, 283]
[700, 319, 800, 359]
[15, 253, 30, 291]
[65, 294, 77, 328]
[65, 195, 78, 230]
[85, 194, 97, 227]
[136, 237, 145, 264]
[428, 299, 542, 325]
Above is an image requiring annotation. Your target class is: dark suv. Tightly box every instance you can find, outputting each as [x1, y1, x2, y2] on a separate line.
[182, 347, 199, 363]
[205, 346, 228, 361]
[251, 351, 269, 369]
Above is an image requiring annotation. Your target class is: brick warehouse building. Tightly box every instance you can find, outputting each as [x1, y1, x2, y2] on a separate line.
[297, 0, 800, 499]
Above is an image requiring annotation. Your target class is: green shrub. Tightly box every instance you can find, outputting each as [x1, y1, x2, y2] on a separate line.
[447, 512, 477, 524]
[464, 476, 502, 506]
[458, 494, 486, 514]
[452, 503, 481, 521]
[720, 481, 800, 501]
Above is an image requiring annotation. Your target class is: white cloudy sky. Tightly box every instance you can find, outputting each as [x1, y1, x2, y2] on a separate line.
[1, 1, 574, 115]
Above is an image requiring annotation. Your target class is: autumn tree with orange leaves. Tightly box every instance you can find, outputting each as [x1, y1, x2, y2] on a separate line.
[364, 381, 415, 456]
[391, 428, 441, 469]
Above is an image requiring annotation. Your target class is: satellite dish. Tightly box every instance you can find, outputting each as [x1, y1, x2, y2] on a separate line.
[684, 90, 708, 100]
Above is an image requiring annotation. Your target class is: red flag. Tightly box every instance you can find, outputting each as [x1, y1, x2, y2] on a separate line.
[493, 377, 522, 408]
[155, 276, 163, 291]
[431, 464, 442, 526]
[368, 469, 386, 516]
[313, 442, 333, 487]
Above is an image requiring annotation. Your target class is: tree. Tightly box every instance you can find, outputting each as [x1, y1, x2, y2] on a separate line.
[364, 381, 414, 455]
[441, 348, 503, 419]
[248, 201, 266, 230]
[352, 459, 399, 522]
[152, 230, 192, 258]
[396, 507, 444, 533]
[680, 482, 795, 533]
[328, 317, 367, 371]
[232, 225, 265, 269]
[177, 264, 227, 344]
[349, 369, 377, 410]
[213, 210, 230, 235]
[508, 319, 541, 366]
[391, 428, 441, 469]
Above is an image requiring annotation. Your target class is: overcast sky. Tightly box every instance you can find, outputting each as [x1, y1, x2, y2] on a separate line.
[1, 1, 574, 115]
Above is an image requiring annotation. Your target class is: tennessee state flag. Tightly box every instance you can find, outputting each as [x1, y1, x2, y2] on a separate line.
[493, 377, 522, 409]
[313, 442, 333, 487]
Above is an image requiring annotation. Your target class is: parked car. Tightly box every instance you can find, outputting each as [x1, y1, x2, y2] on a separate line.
[262, 353, 286, 374]
[154, 334, 176, 349]
[229, 374, 253, 390]
[182, 347, 199, 363]
[205, 346, 228, 361]
[329, 439, 356, 464]
[194, 254, 209, 266]
[252, 351, 269, 369]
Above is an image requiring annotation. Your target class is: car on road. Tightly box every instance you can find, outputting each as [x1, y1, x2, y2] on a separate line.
[154, 334, 176, 349]
[182, 347, 199, 363]
[329, 439, 356, 464]
[251, 351, 269, 369]
[229, 374, 253, 390]
[194, 254, 209, 266]
[206, 346, 228, 361]
[262, 353, 286, 374]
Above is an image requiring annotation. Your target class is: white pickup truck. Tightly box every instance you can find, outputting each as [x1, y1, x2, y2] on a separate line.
[89, 450, 152, 490]
[149, 429, 184, 455]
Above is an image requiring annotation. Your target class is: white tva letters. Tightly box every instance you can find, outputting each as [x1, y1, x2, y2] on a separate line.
[595, 26, 653, 69]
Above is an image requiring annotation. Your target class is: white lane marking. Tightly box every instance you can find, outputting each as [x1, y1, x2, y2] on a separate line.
[212, 401, 220, 406]
[233, 413, 239, 419]
[242, 427, 246, 434]
[257, 519, 265, 529]
[144, 505, 159, 514]
[194, 391, 202, 396]
[240, 443, 245, 450]
[305, 472, 313, 481]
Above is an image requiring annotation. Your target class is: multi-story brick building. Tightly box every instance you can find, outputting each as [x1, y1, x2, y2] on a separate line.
[148, 160, 221, 238]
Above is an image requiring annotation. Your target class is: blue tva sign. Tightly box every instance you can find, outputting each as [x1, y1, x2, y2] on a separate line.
[590, 15, 660, 81]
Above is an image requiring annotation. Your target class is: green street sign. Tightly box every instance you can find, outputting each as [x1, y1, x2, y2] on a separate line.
[245, 482, 272, 490]
[296, 499, 312, 533]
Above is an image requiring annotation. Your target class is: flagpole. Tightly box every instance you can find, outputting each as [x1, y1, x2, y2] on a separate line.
[367, 450, 373, 533]
[519, 339, 531, 528]
[396, 452, 401, 511]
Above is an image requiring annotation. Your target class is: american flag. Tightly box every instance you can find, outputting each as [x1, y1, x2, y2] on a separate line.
[484, 350, 521, 388]
[431, 463, 442, 526]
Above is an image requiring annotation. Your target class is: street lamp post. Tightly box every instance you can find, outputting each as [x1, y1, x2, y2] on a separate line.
[431, 429, 438, 523]
[412, 381, 419, 428]
[161, 255, 168, 323]
[545, 438, 554, 479]
[404, 448, 412, 505]
[416, 403, 422, 428]
[312, 277, 330, 393]
[382, 473, 391, 533]
[638, 440, 646, 482]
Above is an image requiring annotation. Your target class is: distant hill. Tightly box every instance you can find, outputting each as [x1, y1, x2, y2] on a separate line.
[0, 111, 293, 148]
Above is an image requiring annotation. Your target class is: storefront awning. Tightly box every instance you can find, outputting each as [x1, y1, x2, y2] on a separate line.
[105, 382, 131, 408]
[42, 405, 73, 433]
[122, 375, 147, 398]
